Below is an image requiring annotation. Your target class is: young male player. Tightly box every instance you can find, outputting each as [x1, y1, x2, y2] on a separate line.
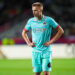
[22, 2, 64, 75]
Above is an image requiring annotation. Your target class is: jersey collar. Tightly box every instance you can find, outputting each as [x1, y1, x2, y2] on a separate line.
[34, 15, 45, 22]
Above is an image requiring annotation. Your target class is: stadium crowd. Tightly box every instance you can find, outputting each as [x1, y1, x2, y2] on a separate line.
[0, 0, 75, 45]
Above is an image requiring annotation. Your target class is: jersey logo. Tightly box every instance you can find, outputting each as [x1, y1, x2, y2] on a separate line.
[33, 28, 46, 33]
[43, 22, 46, 25]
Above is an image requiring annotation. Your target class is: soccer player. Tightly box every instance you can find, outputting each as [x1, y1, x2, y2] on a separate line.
[22, 2, 64, 75]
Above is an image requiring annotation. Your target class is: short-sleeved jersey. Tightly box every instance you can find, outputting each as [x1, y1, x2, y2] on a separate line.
[24, 15, 60, 52]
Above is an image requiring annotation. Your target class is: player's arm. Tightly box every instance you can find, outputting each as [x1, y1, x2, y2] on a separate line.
[22, 30, 35, 47]
[44, 26, 64, 46]
[49, 26, 64, 44]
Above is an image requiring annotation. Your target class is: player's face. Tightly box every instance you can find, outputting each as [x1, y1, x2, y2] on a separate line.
[32, 6, 42, 17]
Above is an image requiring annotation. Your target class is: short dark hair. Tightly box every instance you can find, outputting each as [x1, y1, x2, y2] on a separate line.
[32, 2, 43, 9]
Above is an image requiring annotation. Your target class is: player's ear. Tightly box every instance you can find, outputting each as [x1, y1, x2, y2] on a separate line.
[40, 9, 43, 12]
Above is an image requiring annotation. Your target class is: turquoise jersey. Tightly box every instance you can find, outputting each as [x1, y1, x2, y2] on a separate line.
[24, 15, 59, 52]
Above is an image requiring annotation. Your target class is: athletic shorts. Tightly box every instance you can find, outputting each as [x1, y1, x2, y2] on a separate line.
[32, 51, 52, 73]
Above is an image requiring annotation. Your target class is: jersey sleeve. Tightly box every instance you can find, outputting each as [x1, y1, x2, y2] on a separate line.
[49, 18, 60, 30]
[24, 19, 31, 32]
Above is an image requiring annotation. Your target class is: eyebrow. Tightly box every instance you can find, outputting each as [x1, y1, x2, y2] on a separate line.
[33, 10, 37, 11]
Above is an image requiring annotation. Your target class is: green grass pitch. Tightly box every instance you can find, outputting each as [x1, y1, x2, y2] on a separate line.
[0, 59, 75, 75]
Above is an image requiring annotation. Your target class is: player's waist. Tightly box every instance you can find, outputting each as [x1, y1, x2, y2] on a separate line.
[32, 46, 51, 52]
[32, 49, 52, 54]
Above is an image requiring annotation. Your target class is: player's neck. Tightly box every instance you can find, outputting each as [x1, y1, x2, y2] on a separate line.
[37, 14, 43, 20]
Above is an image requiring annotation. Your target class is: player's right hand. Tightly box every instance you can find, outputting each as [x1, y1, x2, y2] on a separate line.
[28, 42, 35, 47]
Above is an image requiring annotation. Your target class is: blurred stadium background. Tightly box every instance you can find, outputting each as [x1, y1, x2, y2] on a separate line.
[0, 0, 75, 75]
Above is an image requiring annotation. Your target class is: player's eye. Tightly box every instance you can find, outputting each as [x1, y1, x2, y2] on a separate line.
[33, 10, 38, 11]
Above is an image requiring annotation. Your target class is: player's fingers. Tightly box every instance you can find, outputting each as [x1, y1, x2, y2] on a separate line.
[32, 42, 36, 44]
[43, 43, 49, 46]
[32, 42, 36, 47]
[44, 45, 47, 47]
[43, 44, 47, 46]
[32, 44, 35, 47]
[44, 42, 47, 45]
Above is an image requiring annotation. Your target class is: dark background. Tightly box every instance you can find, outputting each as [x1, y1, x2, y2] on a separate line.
[0, 0, 75, 45]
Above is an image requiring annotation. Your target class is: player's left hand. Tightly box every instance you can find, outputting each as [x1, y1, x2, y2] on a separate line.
[43, 41, 50, 46]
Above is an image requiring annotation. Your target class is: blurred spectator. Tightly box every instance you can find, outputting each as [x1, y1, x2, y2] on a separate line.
[0, 0, 75, 44]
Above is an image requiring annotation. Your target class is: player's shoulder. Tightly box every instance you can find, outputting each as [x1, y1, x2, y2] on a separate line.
[45, 16, 53, 21]
[28, 17, 35, 22]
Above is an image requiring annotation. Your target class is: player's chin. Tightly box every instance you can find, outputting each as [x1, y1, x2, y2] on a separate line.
[34, 14, 38, 17]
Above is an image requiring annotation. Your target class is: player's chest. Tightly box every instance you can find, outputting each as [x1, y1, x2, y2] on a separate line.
[31, 21, 49, 29]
